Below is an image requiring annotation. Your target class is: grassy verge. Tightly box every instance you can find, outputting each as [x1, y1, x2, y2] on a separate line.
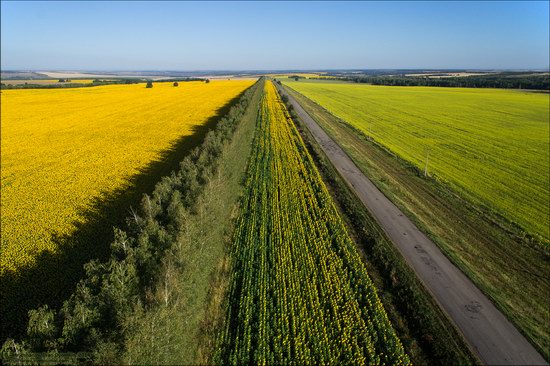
[284, 84, 550, 361]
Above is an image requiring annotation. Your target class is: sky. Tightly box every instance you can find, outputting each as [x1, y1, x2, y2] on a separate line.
[1, 1, 548, 71]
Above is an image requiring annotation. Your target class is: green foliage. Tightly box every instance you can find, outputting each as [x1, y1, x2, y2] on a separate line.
[0, 339, 33, 365]
[152, 77, 204, 83]
[0, 79, 141, 89]
[289, 75, 304, 81]
[27, 306, 59, 351]
[334, 72, 550, 90]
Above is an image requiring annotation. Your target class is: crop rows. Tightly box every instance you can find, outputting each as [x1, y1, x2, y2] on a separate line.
[217, 81, 409, 364]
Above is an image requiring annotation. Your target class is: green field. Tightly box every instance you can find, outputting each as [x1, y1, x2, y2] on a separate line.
[283, 80, 550, 241]
[284, 84, 550, 359]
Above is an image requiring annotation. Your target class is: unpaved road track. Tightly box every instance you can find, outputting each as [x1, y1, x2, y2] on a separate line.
[276, 83, 548, 366]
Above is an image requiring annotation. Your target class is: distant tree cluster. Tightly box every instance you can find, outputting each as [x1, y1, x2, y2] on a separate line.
[152, 77, 205, 83]
[307, 77, 341, 81]
[92, 79, 136, 84]
[343, 73, 550, 90]
[1, 79, 141, 90]
[0, 77, 214, 91]
[288, 75, 305, 81]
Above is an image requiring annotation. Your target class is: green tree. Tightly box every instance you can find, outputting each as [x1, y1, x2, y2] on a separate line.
[27, 305, 58, 351]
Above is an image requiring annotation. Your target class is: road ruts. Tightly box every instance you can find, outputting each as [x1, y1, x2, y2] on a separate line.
[275, 82, 548, 366]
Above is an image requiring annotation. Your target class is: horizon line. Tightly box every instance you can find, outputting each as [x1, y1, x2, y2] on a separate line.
[2, 68, 549, 73]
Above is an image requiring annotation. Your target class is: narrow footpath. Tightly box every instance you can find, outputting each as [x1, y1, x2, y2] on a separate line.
[276, 83, 548, 366]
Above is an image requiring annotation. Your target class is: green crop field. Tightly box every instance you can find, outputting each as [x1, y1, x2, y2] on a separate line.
[283, 80, 550, 242]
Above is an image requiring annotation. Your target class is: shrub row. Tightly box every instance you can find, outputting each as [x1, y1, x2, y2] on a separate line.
[343, 73, 550, 90]
[0, 79, 142, 90]
[1, 78, 263, 364]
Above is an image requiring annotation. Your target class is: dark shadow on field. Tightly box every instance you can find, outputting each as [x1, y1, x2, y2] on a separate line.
[0, 90, 247, 343]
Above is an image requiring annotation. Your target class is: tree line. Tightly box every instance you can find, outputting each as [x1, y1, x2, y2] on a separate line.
[145, 78, 210, 88]
[342, 73, 550, 90]
[0, 79, 141, 90]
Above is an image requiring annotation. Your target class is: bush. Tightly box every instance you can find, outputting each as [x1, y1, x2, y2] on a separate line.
[146, 81, 153, 88]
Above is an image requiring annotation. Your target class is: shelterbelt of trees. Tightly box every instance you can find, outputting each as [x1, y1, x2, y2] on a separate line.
[0, 78, 207, 90]
[338, 72, 549, 90]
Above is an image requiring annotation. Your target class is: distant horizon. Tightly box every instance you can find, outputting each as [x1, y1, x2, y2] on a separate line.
[2, 1, 548, 70]
[3, 68, 549, 73]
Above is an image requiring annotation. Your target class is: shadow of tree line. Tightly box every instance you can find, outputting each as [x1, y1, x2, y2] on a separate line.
[1, 91, 246, 343]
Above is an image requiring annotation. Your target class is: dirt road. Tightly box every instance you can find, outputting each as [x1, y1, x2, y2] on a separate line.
[276, 83, 548, 366]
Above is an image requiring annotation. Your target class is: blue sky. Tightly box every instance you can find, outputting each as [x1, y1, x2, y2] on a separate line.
[1, 1, 548, 70]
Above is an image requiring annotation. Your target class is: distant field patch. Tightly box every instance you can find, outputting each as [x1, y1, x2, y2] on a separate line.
[0, 80, 253, 277]
[283, 80, 550, 241]
[1, 79, 98, 85]
[266, 72, 328, 79]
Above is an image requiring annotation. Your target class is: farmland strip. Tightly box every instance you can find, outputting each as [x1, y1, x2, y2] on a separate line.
[217, 81, 409, 364]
